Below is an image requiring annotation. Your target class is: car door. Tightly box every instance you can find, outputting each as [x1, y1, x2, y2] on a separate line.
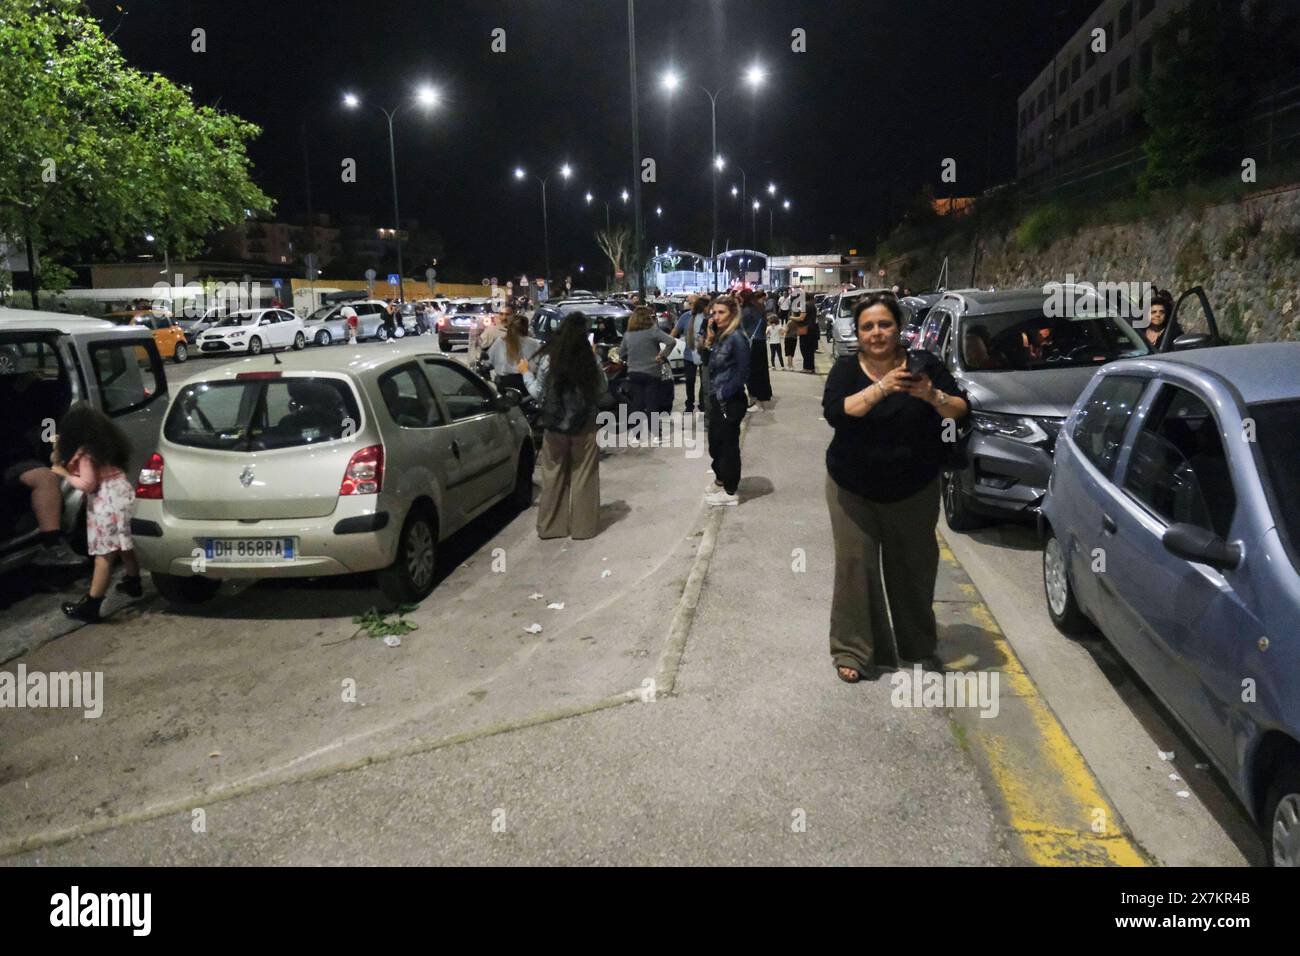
[1109, 381, 1264, 770]
[422, 359, 514, 514]
[373, 361, 469, 529]
[1055, 373, 1152, 625]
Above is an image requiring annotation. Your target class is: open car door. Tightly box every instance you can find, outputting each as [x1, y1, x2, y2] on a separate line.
[1160, 286, 1225, 353]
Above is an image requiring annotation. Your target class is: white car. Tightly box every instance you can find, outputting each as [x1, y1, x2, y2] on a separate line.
[131, 344, 533, 605]
[197, 308, 307, 356]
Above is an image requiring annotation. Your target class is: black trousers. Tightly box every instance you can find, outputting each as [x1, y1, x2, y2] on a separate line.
[682, 363, 699, 411]
[496, 372, 525, 395]
[628, 371, 658, 439]
[799, 332, 817, 372]
[707, 393, 747, 494]
[769, 343, 784, 367]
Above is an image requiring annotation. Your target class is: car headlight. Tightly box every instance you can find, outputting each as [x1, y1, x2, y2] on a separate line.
[970, 411, 1049, 444]
[228, 330, 246, 337]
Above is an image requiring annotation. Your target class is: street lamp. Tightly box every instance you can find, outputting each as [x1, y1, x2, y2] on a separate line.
[514, 162, 572, 286]
[661, 67, 766, 289]
[586, 191, 613, 231]
[342, 85, 441, 301]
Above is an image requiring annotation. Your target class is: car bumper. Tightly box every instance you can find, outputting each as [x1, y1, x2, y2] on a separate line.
[198, 340, 247, 353]
[131, 497, 398, 579]
[963, 433, 1055, 518]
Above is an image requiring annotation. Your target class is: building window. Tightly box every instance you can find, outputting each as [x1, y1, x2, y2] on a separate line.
[1119, 2, 1133, 38]
[1072, 53, 1082, 83]
[1139, 39, 1153, 78]
[1099, 72, 1112, 107]
[1139, 0, 1155, 19]
[1070, 100, 1080, 128]
[1084, 88, 1095, 118]
[1117, 56, 1132, 92]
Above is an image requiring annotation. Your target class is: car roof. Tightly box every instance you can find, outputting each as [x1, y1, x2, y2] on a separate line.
[1110, 343, 1300, 405]
[174, 341, 463, 388]
[937, 287, 1054, 315]
[0, 306, 150, 337]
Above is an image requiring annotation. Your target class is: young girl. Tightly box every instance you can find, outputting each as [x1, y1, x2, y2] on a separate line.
[50, 405, 141, 622]
[767, 314, 785, 369]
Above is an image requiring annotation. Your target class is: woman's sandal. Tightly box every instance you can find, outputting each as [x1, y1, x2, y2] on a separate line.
[837, 665, 862, 684]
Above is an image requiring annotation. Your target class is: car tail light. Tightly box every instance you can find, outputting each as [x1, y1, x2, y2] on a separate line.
[136, 452, 164, 499]
[437, 316, 447, 328]
[340, 444, 383, 496]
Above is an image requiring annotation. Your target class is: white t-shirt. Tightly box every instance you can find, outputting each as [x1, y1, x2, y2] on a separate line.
[766, 323, 783, 345]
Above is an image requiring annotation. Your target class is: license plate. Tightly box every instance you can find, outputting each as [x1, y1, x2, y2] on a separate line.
[202, 538, 296, 562]
[454, 317, 471, 326]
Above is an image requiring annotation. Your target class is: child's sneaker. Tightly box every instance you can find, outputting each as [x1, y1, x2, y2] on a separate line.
[62, 594, 103, 623]
[115, 575, 143, 598]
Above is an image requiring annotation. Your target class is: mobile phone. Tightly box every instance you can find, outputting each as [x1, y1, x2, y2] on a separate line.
[905, 352, 927, 376]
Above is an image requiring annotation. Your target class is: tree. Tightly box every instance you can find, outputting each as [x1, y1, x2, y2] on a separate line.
[595, 225, 632, 291]
[1139, 0, 1299, 193]
[0, 0, 272, 307]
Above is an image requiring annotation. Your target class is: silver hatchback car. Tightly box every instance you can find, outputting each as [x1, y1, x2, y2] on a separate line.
[131, 344, 533, 605]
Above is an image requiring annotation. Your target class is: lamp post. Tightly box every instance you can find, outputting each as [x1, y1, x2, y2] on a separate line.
[342, 85, 440, 302]
[586, 191, 613, 231]
[660, 64, 765, 290]
[515, 163, 572, 288]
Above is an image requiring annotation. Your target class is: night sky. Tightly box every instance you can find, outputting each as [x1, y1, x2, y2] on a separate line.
[86, 0, 1101, 281]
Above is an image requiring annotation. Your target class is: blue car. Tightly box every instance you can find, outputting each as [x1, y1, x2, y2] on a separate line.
[1040, 343, 1300, 865]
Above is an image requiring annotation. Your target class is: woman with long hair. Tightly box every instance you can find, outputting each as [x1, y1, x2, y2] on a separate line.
[488, 312, 539, 395]
[519, 312, 607, 539]
[50, 404, 142, 621]
[822, 294, 969, 682]
[739, 290, 772, 406]
[702, 295, 750, 506]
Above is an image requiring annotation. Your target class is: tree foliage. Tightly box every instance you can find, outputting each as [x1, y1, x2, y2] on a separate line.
[0, 0, 272, 302]
[1140, 0, 1300, 193]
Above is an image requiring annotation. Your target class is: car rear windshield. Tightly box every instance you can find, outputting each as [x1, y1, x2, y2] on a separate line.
[454, 302, 489, 314]
[1249, 399, 1300, 568]
[165, 377, 361, 451]
[217, 314, 257, 327]
[959, 310, 1149, 371]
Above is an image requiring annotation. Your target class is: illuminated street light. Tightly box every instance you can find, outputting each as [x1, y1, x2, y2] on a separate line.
[514, 163, 573, 285]
[342, 86, 443, 300]
[661, 70, 681, 92]
[768, 182, 777, 196]
[621, 189, 630, 202]
[745, 64, 766, 87]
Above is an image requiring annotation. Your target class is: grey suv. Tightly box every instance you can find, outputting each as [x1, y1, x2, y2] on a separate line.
[916, 288, 1153, 530]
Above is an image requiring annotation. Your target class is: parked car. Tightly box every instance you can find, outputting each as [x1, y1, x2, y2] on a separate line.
[531, 298, 631, 344]
[437, 299, 494, 351]
[106, 310, 190, 363]
[899, 292, 943, 348]
[197, 308, 307, 355]
[1040, 342, 1300, 865]
[302, 300, 387, 346]
[933, 286, 1226, 530]
[0, 308, 168, 574]
[175, 306, 230, 344]
[131, 344, 534, 606]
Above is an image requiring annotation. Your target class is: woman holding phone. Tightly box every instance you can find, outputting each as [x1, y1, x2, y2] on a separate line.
[822, 293, 969, 683]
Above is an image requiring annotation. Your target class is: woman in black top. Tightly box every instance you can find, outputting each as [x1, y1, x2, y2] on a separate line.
[822, 293, 969, 683]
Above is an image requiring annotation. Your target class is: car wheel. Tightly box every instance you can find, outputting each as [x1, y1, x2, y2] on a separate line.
[1043, 529, 1093, 635]
[1266, 764, 1300, 866]
[293, 331, 306, 350]
[248, 336, 263, 355]
[942, 470, 987, 532]
[377, 506, 437, 604]
[151, 572, 221, 606]
[511, 442, 535, 510]
[439, 337, 450, 351]
[315, 329, 332, 347]
[376, 326, 389, 342]
[173, 342, 188, 363]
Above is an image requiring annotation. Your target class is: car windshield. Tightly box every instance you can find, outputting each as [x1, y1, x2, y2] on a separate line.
[305, 305, 338, 322]
[165, 377, 361, 451]
[217, 314, 256, 328]
[959, 310, 1149, 371]
[1249, 399, 1300, 569]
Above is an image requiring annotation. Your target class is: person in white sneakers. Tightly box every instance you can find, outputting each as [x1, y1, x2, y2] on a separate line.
[702, 295, 750, 507]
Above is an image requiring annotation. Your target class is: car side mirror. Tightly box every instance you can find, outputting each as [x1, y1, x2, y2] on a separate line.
[496, 387, 522, 410]
[1161, 522, 1241, 571]
[1172, 332, 1210, 351]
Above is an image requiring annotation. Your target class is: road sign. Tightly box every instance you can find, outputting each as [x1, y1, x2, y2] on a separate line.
[365, 268, 377, 282]
[272, 278, 283, 290]
[878, 269, 886, 278]
[615, 270, 625, 279]
[481, 278, 490, 286]
[387, 274, 400, 286]
[425, 268, 436, 285]
[304, 253, 318, 278]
